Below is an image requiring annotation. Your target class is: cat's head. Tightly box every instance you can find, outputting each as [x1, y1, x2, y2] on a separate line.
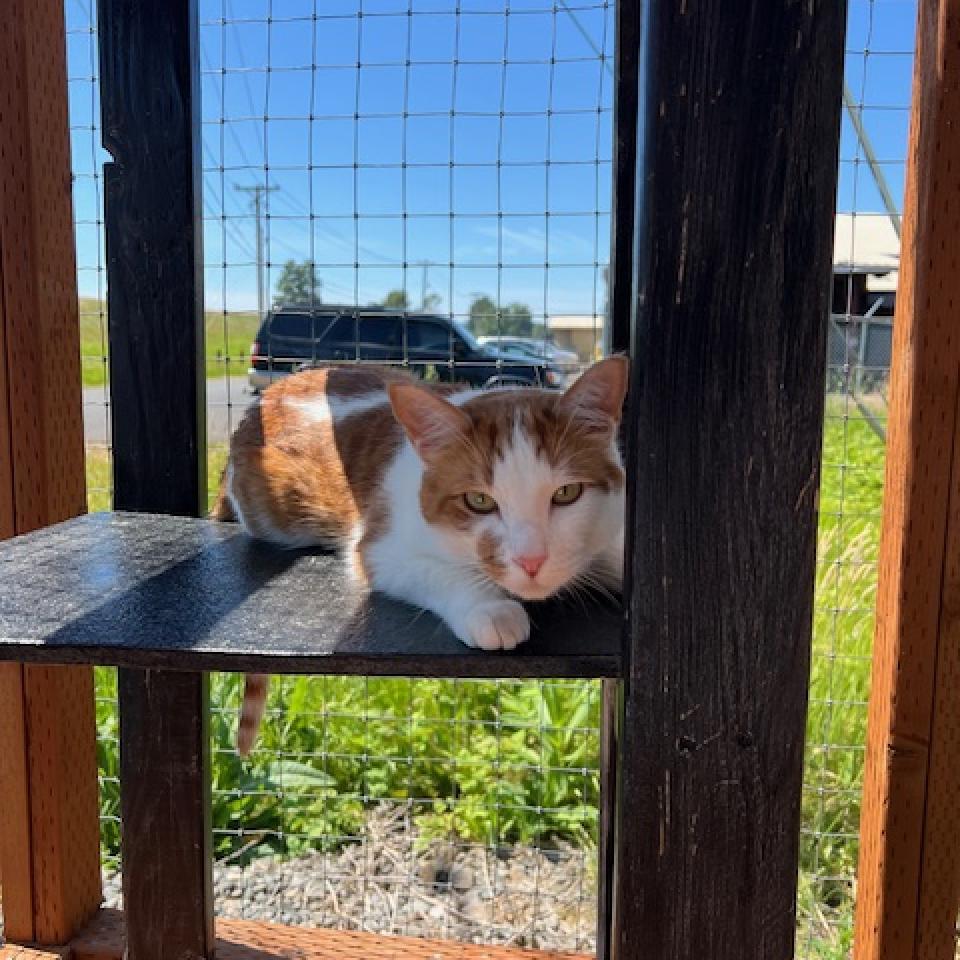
[388, 356, 628, 600]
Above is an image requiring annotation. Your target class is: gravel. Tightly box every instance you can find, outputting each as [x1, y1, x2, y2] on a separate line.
[100, 805, 597, 954]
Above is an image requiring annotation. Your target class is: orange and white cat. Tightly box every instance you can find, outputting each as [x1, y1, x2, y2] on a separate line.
[214, 356, 628, 753]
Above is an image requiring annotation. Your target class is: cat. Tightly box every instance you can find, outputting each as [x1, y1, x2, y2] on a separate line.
[213, 355, 628, 754]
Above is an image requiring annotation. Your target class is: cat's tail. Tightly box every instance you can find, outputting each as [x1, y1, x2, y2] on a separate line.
[238, 673, 269, 756]
[211, 469, 236, 521]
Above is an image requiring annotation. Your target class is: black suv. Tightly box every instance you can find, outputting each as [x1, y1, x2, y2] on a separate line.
[248, 306, 568, 392]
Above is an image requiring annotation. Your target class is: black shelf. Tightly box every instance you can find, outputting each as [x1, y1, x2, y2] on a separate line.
[0, 512, 623, 678]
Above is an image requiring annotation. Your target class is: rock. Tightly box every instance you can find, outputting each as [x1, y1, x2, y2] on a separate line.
[449, 865, 473, 892]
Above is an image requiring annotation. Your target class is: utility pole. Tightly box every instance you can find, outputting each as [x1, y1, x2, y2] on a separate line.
[235, 184, 279, 318]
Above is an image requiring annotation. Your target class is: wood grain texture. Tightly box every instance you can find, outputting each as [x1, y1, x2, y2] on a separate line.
[853, 2, 960, 958]
[0, 663, 35, 942]
[97, 0, 206, 516]
[68, 909, 589, 960]
[614, 2, 845, 958]
[0, 0, 86, 532]
[0, 0, 100, 946]
[0, 512, 621, 678]
[0, 244, 12, 542]
[916, 383, 960, 958]
[24, 665, 103, 944]
[119, 671, 214, 960]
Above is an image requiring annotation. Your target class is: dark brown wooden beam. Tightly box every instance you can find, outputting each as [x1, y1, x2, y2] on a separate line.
[119, 670, 213, 960]
[613, 1, 846, 957]
[98, 0, 206, 516]
[97, 2, 212, 955]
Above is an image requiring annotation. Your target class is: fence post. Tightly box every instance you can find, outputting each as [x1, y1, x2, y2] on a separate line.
[613, 1, 846, 957]
[98, 0, 207, 516]
[853, 1, 960, 957]
[0, 0, 102, 944]
[97, 1, 211, 958]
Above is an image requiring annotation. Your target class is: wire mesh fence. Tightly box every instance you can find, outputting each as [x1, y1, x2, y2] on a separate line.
[209, 676, 601, 949]
[62, 0, 915, 955]
[201, 5, 612, 946]
[797, 2, 913, 957]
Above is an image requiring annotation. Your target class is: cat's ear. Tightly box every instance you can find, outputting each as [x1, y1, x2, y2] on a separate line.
[388, 382, 471, 460]
[559, 355, 629, 427]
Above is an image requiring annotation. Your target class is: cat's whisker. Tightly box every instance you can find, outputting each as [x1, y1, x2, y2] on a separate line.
[583, 573, 620, 604]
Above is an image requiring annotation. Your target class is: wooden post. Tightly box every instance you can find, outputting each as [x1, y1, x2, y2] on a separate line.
[97, 1, 211, 957]
[613, 2, 845, 958]
[0, 0, 102, 945]
[119, 670, 214, 960]
[853, 2, 960, 958]
[98, 0, 207, 516]
[605, 0, 640, 358]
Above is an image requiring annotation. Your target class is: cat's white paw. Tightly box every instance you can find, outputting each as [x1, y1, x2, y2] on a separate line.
[461, 600, 530, 651]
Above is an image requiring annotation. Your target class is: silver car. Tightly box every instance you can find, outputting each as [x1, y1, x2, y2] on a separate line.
[476, 336, 581, 372]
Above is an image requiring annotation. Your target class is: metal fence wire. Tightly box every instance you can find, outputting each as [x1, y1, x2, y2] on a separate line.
[63, 0, 914, 956]
[800, 2, 911, 957]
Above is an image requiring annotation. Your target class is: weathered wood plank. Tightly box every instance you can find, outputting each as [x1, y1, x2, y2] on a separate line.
[97, 0, 206, 516]
[119, 671, 214, 960]
[98, 2, 211, 955]
[853, 1, 960, 958]
[0, 512, 622, 678]
[613, 1, 846, 957]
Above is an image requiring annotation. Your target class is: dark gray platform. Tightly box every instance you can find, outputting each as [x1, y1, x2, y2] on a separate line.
[0, 512, 622, 677]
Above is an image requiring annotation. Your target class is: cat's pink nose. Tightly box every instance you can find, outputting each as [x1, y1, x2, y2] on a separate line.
[513, 553, 547, 578]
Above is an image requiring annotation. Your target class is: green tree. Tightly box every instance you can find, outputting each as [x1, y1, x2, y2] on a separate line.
[502, 302, 533, 336]
[274, 260, 321, 306]
[468, 295, 497, 335]
[383, 289, 410, 309]
[468, 296, 534, 337]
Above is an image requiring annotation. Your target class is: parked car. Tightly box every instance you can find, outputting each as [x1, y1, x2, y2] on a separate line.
[248, 306, 567, 392]
[476, 335, 581, 372]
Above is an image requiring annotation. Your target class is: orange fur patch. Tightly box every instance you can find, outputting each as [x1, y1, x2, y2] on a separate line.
[477, 530, 506, 579]
[221, 368, 409, 543]
[418, 389, 624, 529]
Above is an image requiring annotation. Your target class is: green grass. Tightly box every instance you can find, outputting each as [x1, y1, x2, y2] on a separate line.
[79, 298, 259, 387]
[85, 444, 229, 514]
[797, 402, 886, 957]
[86, 401, 887, 958]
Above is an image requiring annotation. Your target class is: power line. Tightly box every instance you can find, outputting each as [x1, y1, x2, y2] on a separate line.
[200, 43, 260, 172]
[225, 0, 266, 154]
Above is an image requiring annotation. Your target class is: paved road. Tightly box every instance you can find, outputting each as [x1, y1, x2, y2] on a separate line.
[82, 375, 258, 447]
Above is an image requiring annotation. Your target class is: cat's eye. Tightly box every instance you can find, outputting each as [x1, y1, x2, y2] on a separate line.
[464, 491, 497, 514]
[552, 483, 584, 506]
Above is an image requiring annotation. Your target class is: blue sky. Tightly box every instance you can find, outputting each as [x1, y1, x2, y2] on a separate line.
[66, 0, 916, 318]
